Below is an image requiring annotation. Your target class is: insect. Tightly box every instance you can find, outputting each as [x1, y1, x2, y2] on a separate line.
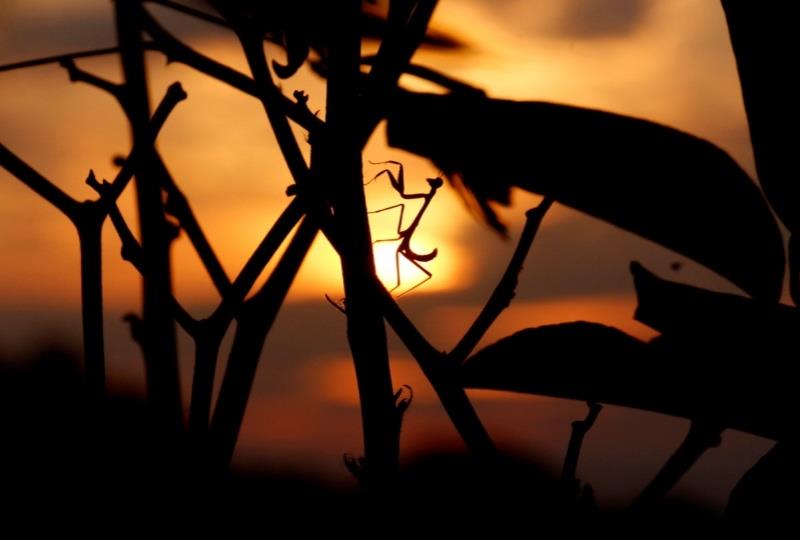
[367, 160, 443, 296]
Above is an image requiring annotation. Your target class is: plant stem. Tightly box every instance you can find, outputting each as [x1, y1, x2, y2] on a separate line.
[209, 218, 318, 469]
[374, 283, 496, 457]
[327, 0, 399, 487]
[76, 207, 106, 399]
[450, 197, 553, 364]
[562, 402, 602, 493]
[115, 0, 182, 435]
[631, 420, 723, 509]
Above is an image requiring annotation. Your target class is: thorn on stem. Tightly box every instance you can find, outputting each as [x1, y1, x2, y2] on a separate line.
[164, 217, 181, 242]
[123, 313, 144, 346]
[325, 294, 347, 314]
[394, 384, 414, 416]
[85, 169, 100, 190]
[343, 453, 366, 483]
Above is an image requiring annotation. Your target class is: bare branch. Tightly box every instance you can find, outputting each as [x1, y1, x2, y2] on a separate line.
[92, 174, 199, 335]
[450, 196, 554, 364]
[0, 44, 146, 73]
[210, 197, 305, 326]
[632, 420, 724, 510]
[101, 81, 187, 204]
[359, 0, 439, 143]
[562, 402, 603, 493]
[140, 7, 323, 133]
[0, 144, 81, 220]
[144, 0, 228, 28]
[155, 156, 231, 295]
[362, 57, 485, 95]
[59, 58, 125, 101]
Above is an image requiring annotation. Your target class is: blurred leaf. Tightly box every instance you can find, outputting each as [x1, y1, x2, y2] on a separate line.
[722, 1, 800, 232]
[205, 0, 461, 78]
[386, 90, 785, 300]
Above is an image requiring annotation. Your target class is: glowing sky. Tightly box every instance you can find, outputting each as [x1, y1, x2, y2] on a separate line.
[0, 0, 775, 510]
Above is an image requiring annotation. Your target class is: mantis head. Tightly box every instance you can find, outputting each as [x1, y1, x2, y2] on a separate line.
[427, 177, 444, 190]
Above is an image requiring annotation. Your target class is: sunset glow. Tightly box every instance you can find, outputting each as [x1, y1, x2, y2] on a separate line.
[0, 0, 773, 515]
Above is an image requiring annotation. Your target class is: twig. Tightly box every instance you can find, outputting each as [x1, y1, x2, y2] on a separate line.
[155, 156, 231, 295]
[0, 145, 82, 220]
[631, 420, 724, 510]
[187, 197, 305, 435]
[231, 27, 311, 185]
[0, 82, 186, 399]
[359, 0, 439, 144]
[139, 7, 323, 133]
[143, 0, 228, 28]
[373, 280, 497, 457]
[90, 177, 199, 335]
[0, 44, 155, 73]
[450, 196, 553, 364]
[59, 58, 126, 103]
[209, 217, 319, 469]
[209, 197, 305, 325]
[361, 57, 485, 95]
[115, 0, 182, 435]
[562, 401, 603, 494]
[100, 82, 187, 207]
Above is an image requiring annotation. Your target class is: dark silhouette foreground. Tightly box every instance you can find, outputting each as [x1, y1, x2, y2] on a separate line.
[0, 346, 757, 531]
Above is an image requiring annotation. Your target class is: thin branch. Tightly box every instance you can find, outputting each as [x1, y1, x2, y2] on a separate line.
[0, 44, 151, 73]
[450, 197, 554, 364]
[631, 420, 724, 510]
[235, 31, 311, 185]
[102, 81, 188, 204]
[562, 402, 603, 492]
[362, 57, 484, 95]
[188, 197, 304, 438]
[0, 144, 82, 220]
[144, 0, 228, 28]
[209, 197, 305, 325]
[89, 176, 199, 335]
[373, 280, 442, 365]
[209, 217, 319, 468]
[140, 7, 323, 133]
[155, 155, 231, 295]
[358, 0, 439, 143]
[59, 58, 125, 101]
[373, 277, 496, 457]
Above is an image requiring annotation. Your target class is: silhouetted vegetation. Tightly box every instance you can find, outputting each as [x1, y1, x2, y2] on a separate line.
[1, 0, 797, 527]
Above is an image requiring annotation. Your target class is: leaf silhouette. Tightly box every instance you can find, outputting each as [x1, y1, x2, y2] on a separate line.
[386, 90, 785, 300]
[460, 319, 796, 440]
[629, 262, 799, 439]
[630, 261, 800, 340]
[722, 1, 800, 233]
[460, 322, 649, 403]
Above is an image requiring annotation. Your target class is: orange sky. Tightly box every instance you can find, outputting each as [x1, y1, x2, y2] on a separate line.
[0, 0, 776, 511]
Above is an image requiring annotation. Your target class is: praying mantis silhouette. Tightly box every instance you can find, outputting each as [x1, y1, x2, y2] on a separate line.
[368, 160, 443, 297]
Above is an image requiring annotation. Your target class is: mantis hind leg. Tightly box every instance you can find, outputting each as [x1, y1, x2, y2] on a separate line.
[396, 253, 433, 298]
[388, 248, 403, 292]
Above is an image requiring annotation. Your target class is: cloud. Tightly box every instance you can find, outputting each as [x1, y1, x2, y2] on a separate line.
[471, 0, 653, 41]
[555, 0, 652, 39]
